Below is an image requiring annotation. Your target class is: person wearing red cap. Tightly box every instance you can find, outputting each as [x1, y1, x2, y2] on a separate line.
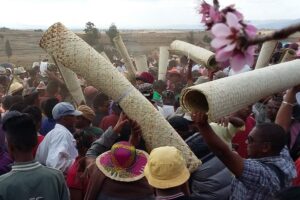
[136, 72, 154, 86]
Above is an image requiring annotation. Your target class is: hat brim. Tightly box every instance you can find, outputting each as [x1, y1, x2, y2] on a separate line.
[144, 164, 190, 189]
[70, 110, 82, 116]
[96, 149, 148, 182]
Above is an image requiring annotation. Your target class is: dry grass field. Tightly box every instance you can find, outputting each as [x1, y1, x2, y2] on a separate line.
[0, 28, 299, 69]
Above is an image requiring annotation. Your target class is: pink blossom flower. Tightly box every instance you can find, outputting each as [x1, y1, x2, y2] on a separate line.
[199, 1, 222, 27]
[210, 12, 257, 71]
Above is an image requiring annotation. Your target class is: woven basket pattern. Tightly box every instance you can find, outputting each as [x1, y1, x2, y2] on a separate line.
[40, 22, 200, 172]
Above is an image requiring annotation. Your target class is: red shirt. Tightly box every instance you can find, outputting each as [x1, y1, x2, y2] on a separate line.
[99, 113, 119, 131]
[293, 158, 300, 186]
[232, 116, 256, 158]
[66, 156, 88, 192]
[32, 135, 44, 157]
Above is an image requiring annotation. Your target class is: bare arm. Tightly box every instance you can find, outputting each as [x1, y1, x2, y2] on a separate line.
[192, 112, 244, 177]
[275, 87, 299, 132]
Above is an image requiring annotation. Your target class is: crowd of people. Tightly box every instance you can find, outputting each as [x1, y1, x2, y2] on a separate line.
[0, 41, 300, 200]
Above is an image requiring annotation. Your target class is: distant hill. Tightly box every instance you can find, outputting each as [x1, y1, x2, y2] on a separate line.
[250, 19, 300, 30]
[2, 19, 299, 30]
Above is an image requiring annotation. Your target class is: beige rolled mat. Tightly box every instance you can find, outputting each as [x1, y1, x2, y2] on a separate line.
[158, 46, 169, 81]
[279, 48, 296, 63]
[100, 52, 110, 62]
[169, 40, 216, 68]
[54, 58, 86, 105]
[255, 40, 278, 69]
[134, 55, 148, 72]
[40, 22, 200, 172]
[113, 35, 137, 81]
[181, 60, 300, 122]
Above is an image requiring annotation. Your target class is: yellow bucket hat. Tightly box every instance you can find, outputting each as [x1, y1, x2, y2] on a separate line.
[144, 146, 190, 189]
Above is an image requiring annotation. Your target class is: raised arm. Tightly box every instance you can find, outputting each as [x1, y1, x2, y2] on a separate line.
[192, 112, 244, 177]
[275, 86, 300, 132]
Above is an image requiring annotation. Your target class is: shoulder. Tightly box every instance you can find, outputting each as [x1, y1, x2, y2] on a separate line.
[0, 171, 14, 184]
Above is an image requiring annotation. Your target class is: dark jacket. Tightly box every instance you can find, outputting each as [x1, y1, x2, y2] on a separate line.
[186, 133, 233, 200]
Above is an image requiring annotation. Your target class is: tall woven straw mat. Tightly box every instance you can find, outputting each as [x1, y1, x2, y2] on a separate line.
[158, 46, 169, 81]
[181, 60, 300, 122]
[169, 40, 216, 68]
[39, 22, 200, 172]
[279, 48, 296, 63]
[100, 52, 111, 62]
[255, 40, 278, 69]
[134, 55, 148, 72]
[54, 59, 85, 105]
[113, 35, 136, 82]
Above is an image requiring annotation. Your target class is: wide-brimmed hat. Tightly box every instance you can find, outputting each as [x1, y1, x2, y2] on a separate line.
[14, 67, 26, 75]
[77, 105, 95, 122]
[8, 82, 24, 95]
[144, 146, 190, 189]
[96, 141, 148, 182]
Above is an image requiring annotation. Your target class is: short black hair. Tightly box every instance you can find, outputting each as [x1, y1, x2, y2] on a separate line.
[23, 106, 42, 126]
[3, 114, 37, 152]
[42, 97, 59, 119]
[274, 186, 300, 200]
[93, 93, 109, 110]
[255, 123, 286, 154]
[9, 102, 28, 112]
[23, 92, 39, 106]
[2, 95, 23, 110]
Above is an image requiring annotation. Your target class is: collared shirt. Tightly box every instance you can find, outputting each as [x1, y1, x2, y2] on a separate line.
[36, 124, 78, 173]
[230, 147, 297, 200]
[0, 160, 69, 200]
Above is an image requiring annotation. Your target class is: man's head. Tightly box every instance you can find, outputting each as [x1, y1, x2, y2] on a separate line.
[76, 105, 96, 129]
[93, 93, 110, 113]
[2, 111, 37, 159]
[153, 80, 167, 94]
[52, 102, 82, 131]
[41, 97, 59, 119]
[266, 95, 282, 122]
[168, 116, 191, 140]
[23, 106, 42, 132]
[247, 123, 286, 158]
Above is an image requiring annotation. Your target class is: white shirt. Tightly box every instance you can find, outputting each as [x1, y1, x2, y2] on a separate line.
[36, 124, 78, 173]
[162, 105, 175, 119]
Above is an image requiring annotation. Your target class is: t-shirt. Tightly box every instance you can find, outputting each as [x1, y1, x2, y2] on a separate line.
[32, 135, 45, 157]
[67, 156, 88, 192]
[40, 117, 56, 136]
[0, 160, 69, 200]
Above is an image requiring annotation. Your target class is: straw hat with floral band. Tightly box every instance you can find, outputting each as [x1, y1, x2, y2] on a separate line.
[96, 141, 149, 182]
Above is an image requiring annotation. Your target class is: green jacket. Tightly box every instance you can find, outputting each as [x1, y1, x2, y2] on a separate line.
[0, 160, 69, 200]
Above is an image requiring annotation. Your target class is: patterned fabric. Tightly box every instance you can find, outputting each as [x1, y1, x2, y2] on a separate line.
[230, 147, 297, 200]
[96, 141, 148, 182]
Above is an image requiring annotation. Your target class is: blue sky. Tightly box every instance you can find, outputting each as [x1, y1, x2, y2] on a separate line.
[1, 0, 299, 29]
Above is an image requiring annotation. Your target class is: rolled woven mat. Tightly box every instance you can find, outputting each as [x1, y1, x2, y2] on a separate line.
[134, 55, 148, 72]
[255, 40, 278, 69]
[100, 52, 110, 62]
[279, 48, 296, 63]
[158, 46, 169, 81]
[169, 40, 216, 68]
[113, 35, 136, 81]
[181, 60, 300, 122]
[54, 58, 86, 105]
[40, 22, 200, 172]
